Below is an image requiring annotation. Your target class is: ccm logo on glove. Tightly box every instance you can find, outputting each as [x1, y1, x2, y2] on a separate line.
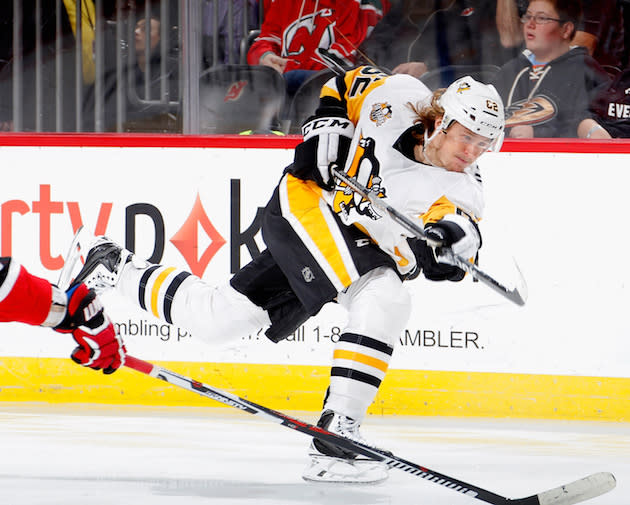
[302, 117, 353, 138]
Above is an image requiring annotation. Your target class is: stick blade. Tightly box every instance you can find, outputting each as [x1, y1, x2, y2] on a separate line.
[466, 255, 528, 307]
[509, 258, 528, 306]
[58, 226, 95, 290]
[534, 472, 616, 505]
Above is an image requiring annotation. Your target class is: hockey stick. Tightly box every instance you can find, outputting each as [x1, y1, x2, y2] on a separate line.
[58, 226, 85, 291]
[122, 355, 614, 505]
[329, 166, 528, 306]
[57, 231, 611, 503]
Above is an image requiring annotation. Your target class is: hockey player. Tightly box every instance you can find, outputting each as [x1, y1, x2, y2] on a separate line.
[64, 66, 504, 483]
[0, 257, 126, 374]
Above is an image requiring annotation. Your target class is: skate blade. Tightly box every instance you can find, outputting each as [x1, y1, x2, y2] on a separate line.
[302, 455, 388, 484]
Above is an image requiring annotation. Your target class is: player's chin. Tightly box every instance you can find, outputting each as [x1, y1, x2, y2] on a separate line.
[445, 157, 468, 173]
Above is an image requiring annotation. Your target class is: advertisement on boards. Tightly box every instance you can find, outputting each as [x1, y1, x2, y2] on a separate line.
[0, 145, 628, 379]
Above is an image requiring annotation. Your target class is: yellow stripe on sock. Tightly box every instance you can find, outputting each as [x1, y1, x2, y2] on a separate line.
[150, 267, 176, 318]
[333, 349, 389, 373]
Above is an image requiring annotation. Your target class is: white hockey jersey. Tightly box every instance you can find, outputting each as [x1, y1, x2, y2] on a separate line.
[320, 67, 484, 276]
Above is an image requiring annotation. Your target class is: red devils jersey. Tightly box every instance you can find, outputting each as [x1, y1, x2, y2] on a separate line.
[248, 0, 385, 72]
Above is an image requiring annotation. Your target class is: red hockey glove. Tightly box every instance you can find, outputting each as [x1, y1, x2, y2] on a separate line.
[55, 283, 126, 374]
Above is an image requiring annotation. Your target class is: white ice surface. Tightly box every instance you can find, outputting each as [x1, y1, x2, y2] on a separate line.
[0, 403, 627, 505]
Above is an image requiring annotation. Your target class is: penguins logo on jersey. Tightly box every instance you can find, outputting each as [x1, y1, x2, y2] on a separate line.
[505, 95, 556, 127]
[369, 102, 392, 126]
[334, 137, 385, 221]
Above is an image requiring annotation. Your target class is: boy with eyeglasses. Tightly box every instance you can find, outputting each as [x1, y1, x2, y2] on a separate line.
[492, 0, 612, 138]
[496, 0, 625, 70]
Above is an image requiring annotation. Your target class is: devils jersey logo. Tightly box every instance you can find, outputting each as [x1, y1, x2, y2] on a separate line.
[225, 81, 248, 102]
[282, 9, 335, 64]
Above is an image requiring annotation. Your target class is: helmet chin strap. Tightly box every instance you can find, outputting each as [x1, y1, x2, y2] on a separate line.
[422, 128, 446, 168]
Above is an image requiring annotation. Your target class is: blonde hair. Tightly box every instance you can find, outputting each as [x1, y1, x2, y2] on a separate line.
[406, 88, 446, 144]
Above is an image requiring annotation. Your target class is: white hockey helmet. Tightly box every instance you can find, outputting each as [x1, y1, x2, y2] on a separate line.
[437, 76, 505, 152]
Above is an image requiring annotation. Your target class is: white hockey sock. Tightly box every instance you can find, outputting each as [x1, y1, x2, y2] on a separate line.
[118, 262, 271, 345]
[325, 332, 393, 422]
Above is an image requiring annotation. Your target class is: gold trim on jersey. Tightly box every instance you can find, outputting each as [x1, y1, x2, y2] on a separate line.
[421, 195, 479, 225]
[320, 66, 389, 124]
[393, 246, 410, 268]
[279, 174, 360, 292]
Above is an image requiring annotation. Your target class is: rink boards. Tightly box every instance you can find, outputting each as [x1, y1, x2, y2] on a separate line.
[0, 135, 628, 421]
[1, 357, 628, 421]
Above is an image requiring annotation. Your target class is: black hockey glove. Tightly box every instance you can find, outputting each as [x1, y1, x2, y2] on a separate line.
[289, 105, 354, 190]
[407, 238, 465, 282]
[408, 214, 481, 282]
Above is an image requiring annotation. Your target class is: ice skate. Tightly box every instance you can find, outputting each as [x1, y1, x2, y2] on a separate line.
[302, 410, 389, 484]
[67, 231, 133, 294]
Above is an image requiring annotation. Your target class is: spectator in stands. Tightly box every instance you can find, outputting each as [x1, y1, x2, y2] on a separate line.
[576, 0, 625, 71]
[202, 0, 259, 68]
[491, 0, 612, 138]
[64, 0, 98, 86]
[122, 13, 179, 131]
[246, 0, 386, 96]
[586, 65, 630, 137]
[0, 0, 89, 131]
[359, 0, 521, 80]
[84, 10, 179, 132]
[496, 0, 527, 49]
[496, 0, 626, 71]
[134, 15, 162, 74]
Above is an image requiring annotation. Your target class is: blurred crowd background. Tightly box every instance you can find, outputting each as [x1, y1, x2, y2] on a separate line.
[0, 0, 628, 138]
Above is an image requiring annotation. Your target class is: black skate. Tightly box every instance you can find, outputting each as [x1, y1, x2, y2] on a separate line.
[302, 410, 389, 484]
[60, 227, 132, 294]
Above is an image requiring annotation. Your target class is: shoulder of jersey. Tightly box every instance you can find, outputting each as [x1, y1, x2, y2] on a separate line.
[359, 74, 432, 131]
